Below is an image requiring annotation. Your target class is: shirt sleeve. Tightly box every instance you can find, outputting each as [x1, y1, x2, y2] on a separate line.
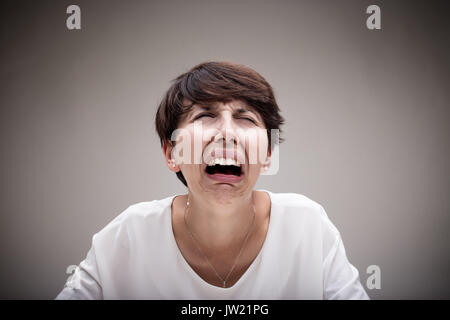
[323, 233, 370, 300]
[55, 239, 103, 300]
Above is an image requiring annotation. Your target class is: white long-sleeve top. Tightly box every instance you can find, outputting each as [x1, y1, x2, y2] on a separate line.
[56, 189, 370, 299]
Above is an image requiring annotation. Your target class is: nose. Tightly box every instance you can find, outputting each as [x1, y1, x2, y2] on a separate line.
[214, 112, 239, 149]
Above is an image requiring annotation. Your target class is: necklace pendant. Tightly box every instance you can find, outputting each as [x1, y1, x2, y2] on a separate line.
[223, 281, 226, 288]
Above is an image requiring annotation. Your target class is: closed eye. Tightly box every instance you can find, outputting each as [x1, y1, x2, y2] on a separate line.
[194, 113, 214, 120]
[194, 113, 256, 124]
[240, 117, 256, 124]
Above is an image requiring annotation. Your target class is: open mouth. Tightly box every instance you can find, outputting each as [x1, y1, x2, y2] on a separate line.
[202, 149, 246, 183]
[205, 163, 243, 176]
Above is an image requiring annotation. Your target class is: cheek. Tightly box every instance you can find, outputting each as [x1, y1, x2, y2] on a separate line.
[190, 132, 206, 164]
[241, 129, 269, 165]
[172, 126, 207, 165]
[258, 134, 269, 158]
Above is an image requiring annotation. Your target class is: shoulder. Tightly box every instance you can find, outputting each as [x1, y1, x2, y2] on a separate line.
[264, 190, 343, 262]
[268, 190, 323, 211]
[103, 195, 173, 229]
[91, 195, 175, 250]
[266, 190, 328, 220]
[263, 189, 340, 239]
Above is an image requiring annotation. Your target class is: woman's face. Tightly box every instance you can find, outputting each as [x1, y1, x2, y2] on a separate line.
[163, 99, 271, 203]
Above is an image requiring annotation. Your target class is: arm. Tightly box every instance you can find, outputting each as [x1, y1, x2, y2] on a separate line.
[55, 243, 103, 300]
[323, 234, 370, 300]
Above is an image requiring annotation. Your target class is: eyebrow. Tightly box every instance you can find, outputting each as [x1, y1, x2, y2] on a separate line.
[190, 104, 259, 118]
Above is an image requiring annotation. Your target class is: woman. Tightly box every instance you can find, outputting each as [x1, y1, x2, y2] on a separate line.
[56, 61, 369, 299]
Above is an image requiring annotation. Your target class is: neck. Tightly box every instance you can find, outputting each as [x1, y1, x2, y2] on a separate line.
[184, 190, 256, 252]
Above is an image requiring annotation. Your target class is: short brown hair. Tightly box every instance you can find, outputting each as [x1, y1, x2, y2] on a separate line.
[155, 61, 285, 187]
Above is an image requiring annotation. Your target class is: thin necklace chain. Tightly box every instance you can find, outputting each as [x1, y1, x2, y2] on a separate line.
[183, 198, 256, 288]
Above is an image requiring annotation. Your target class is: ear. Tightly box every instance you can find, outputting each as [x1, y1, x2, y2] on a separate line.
[260, 147, 272, 174]
[162, 141, 180, 172]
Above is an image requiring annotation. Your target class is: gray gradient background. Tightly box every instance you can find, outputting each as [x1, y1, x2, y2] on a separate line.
[1, 0, 449, 299]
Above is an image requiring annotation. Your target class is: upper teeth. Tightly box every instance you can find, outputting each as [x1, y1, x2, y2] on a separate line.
[207, 158, 240, 167]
